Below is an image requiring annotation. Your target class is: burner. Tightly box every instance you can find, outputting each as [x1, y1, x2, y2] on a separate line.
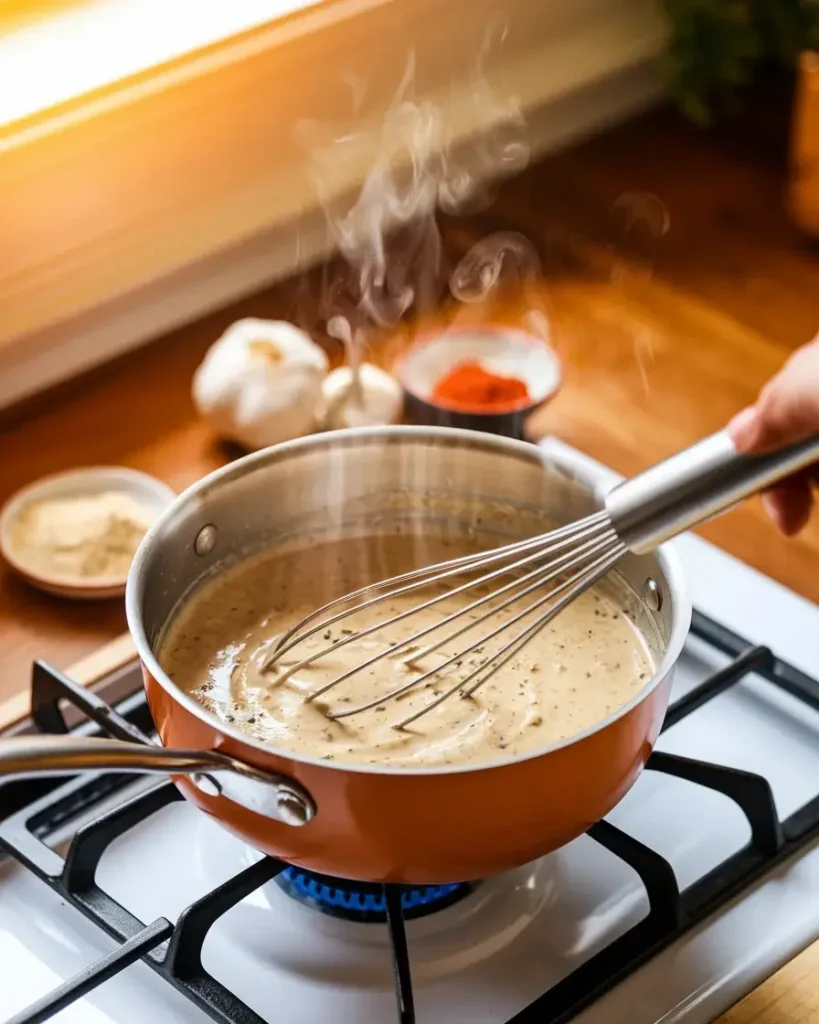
[275, 866, 475, 922]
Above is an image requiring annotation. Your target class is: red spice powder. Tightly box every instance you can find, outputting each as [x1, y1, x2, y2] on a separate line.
[432, 360, 530, 411]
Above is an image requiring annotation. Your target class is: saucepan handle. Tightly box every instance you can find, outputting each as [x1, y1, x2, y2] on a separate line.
[0, 734, 316, 827]
[606, 429, 819, 554]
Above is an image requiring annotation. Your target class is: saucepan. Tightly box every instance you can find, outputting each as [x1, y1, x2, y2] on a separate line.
[0, 428, 691, 883]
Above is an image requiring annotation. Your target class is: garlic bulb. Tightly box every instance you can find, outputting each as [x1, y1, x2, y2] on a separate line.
[320, 363, 404, 430]
[192, 319, 328, 450]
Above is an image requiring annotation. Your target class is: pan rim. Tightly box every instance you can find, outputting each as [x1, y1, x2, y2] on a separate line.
[126, 425, 692, 777]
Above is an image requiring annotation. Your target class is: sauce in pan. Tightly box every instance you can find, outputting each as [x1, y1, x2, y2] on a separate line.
[160, 532, 657, 768]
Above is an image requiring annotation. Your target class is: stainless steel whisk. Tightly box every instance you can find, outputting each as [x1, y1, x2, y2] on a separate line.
[263, 430, 819, 728]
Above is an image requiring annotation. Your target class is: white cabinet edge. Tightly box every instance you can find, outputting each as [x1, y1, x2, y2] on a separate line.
[0, 2, 665, 409]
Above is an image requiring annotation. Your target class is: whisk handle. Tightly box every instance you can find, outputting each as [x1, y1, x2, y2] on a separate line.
[605, 429, 819, 553]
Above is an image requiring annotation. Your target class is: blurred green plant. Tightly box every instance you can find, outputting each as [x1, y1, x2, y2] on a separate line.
[663, 0, 819, 123]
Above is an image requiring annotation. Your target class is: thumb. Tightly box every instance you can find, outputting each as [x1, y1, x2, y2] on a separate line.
[727, 406, 764, 452]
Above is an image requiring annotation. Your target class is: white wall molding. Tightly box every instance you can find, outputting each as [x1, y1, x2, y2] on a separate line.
[0, 0, 665, 409]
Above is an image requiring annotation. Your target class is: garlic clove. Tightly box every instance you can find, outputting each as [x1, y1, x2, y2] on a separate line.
[319, 363, 404, 430]
[192, 318, 329, 450]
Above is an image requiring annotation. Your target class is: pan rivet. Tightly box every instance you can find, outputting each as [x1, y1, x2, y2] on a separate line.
[194, 524, 218, 557]
[192, 772, 222, 797]
[277, 788, 311, 826]
[643, 577, 662, 612]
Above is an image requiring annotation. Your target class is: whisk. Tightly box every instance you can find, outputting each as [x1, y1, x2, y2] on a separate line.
[263, 430, 819, 729]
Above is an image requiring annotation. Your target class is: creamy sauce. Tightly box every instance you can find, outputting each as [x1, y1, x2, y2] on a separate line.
[160, 532, 657, 769]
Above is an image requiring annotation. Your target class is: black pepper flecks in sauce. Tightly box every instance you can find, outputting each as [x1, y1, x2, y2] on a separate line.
[159, 532, 657, 768]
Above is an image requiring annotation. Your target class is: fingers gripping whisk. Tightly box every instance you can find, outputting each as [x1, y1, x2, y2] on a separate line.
[261, 512, 625, 730]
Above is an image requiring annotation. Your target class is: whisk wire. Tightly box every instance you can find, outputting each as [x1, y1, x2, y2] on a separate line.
[265, 515, 612, 684]
[328, 535, 624, 724]
[393, 543, 626, 729]
[304, 526, 618, 706]
[264, 511, 610, 671]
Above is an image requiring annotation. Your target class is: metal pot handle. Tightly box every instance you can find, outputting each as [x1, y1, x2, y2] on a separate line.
[0, 735, 316, 827]
[606, 430, 819, 553]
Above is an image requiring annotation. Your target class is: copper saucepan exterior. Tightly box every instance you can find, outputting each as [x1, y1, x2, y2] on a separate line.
[6, 428, 692, 883]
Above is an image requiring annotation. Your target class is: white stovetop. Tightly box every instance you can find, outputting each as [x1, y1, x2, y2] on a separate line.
[2, 447, 819, 1024]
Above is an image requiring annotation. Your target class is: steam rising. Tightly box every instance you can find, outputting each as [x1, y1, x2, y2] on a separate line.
[609, 192, 671, 392]
[449, 232, 541, 304]
[300, 30, 532, 367]
[298, 34, 671, 400]
[610, 192, 670, 279]
[326, 313, 363, 403]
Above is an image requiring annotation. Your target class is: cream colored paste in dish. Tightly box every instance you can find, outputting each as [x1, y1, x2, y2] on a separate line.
[160, 532, 657, 768]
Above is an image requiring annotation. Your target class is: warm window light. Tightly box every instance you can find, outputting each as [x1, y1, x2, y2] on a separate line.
[0, 0, 324, 128]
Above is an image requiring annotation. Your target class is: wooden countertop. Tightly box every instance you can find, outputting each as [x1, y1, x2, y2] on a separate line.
[1, 106, 818, 1020]
[719, 940, 819, 1023]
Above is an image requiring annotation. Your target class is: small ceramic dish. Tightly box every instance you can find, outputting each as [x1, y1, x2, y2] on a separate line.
[0, 467, 175, 600]
[395, 325, 561, 440]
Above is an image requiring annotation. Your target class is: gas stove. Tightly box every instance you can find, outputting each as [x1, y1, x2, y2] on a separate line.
[2, 441, 819, 1024]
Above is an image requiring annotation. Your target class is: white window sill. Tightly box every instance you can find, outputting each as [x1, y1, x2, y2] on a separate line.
[0, 0, 666, 409]
[0, 0, 327, 128]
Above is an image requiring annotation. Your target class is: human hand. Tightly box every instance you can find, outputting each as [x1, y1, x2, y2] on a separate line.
[728, 337, 819, 535]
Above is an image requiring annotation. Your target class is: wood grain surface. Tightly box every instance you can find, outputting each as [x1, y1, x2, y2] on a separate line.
[1, 104, 818, 705]
[0, 632, 137, 732]
[718, 940, 819, 1023]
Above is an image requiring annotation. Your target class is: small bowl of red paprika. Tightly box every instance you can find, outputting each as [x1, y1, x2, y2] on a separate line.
[395, 325, 561, 440]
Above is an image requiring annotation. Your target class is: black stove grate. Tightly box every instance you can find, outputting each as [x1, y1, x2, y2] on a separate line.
[2, 610, 819, 1024]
